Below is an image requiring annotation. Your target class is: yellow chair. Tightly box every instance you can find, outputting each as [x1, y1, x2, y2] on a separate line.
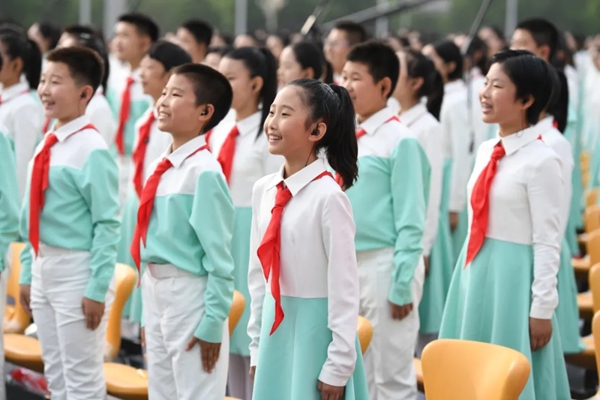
[421, 339, 530, 400]
[573, 229, 600, 280]
[578, 205, 600, 247]
[592, 311, 600, 397]
[587, 190, 599, 208]
[4, 242, 31, 334]
[4, 263, 137, 372]
[583, 171, 590, 189]
[105, 290, 246, 400]
[357, 316, 373, 355]
[582, 151, 591, 173]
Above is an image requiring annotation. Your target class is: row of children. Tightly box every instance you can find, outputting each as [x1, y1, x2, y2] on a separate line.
[0, 12, 596, 400]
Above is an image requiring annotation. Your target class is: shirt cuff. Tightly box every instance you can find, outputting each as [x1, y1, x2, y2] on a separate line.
[388, 281, 413, 306]
[318, 366, 351, 388]
[250, 348, 259, 367]
[529, 304, 555, 319]
[84, 277, 110, 303]
[194, 315, 224, 343]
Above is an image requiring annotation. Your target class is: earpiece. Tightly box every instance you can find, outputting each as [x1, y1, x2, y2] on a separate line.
[201, 109, 208, 116]
[81, 92, 86, 99]
[311, 127, 319, 136]
[252, 84, 256, 90]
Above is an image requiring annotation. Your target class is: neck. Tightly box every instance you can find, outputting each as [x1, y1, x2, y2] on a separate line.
[498, 119, 528, 137]
[54, 111, 85, 131]
[235, 102, 259, 122]
[399, 97, 419, 115]
[171, 133, 198, 152]
[283, 152, 317, 179]
[539, 111, 548, 121]
[357, 104, 386, 124]
[129, 57, 143, 71]
[2, 77, 21, 89]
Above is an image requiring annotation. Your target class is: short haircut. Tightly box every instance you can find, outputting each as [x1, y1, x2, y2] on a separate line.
[148, 40, 192, 72]
[333, 21, 367, 46]
[488, 49, 553, 126]
[37, 21, 62, 50]
[171, 63, 233, 132]
[346, 40, 399, 98]
[46, 47, 103, 94]
[181, 19, 213, 46]
[207, 45, 233, 57]
[516, 18, 559, 61]
[118, 13, 160, 42]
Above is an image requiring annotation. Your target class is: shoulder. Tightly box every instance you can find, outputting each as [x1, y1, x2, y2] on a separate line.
[378, 119, 417, 148]
[187, 148, 224, 175]
[76, 127, 110, 151]
[522, 139, 562, 172]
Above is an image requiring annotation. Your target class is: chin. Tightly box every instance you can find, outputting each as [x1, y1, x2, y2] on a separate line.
[157, 120, 170, 132]
[481, 113, 496, 124]
[267, 143, 284, 156]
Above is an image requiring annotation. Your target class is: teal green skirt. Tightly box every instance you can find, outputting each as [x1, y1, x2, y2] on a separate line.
[230, 207, 252, 356]
[440, 238, 570, 400]
[117, 191, 142, 323]
[253, 294, 369, 400]
[419, 160, 454, 334]
[556, 239, 584, 354]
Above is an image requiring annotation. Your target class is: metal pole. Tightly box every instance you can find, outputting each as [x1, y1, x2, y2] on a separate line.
[104, 0, 126, 38]
[504, 0, 518, 39]
[79, 0, 92, 25]
[375, 0, 389, 38]
[235, 0, 248, 36]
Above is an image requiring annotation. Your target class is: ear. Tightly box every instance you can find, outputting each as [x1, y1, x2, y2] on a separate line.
[304, 67, 315, 80]
[539, 44, 551, 61]
[197, 103, 215, 124]
[379, 76, 392, 98]
[307, 121, 327, 142]
[411, 76, 425, 93]
[11, 57, 24, 75]
[251, 76, 264, 93]
[140, 36, 152, 53]
[80, 85, 94, 102]
[521, 94, 535, 111]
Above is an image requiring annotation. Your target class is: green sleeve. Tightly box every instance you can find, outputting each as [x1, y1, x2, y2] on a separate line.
[19, 169, 33, 285]
[389, 138, 430, 306]
[0, 134, 20, 272]
[79, 149, 121, 302]
[190, 170, 235, 343]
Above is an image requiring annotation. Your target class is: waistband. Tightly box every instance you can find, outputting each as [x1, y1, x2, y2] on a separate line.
[38, 243, 90, 258]
[147, 263, 204, 280]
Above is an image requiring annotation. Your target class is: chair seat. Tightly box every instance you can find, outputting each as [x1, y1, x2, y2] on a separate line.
[414, 358, 424, 392]
[4, 334, 44, 372]
[565, 334, 596, 370]
[578, 291, 594, 318]
[573, 256, 591, 278]
[104, 363, 148, 400]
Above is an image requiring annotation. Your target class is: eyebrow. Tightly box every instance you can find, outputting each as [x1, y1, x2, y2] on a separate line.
[281, 104, 295, 111]
[170, 86, 184, 92]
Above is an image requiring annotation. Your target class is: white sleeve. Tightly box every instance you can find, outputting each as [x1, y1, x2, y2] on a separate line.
[421, 126, 444, 255]
[318, 190, 359, 387]
[247, 182, 266, 367]
[89, 105, 117, 146]
[528, 154, 563, 319]
[13, 104, 43, 200]
[448, 104, 472, 212]
[559, 145, 574, 239]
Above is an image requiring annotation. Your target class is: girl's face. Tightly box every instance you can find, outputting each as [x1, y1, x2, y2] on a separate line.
[277, 47, 310, 87]
[266, 35, 284, 60]
[203, 53, 222, 70]
[264, 85, 315, 158]
[218, 56, 261, 113]
[139, 55, 169, 99]
[479, 62, 528, 126]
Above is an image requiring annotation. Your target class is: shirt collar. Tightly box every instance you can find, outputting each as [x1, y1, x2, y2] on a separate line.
[94, 85, 104, 97]
[500, 124, 543, 156]
[51, 115, 93, 142]
[267, 157, 328, 196]
[444, 80, 465, 94]
[129, 69, 141, 82]
[359, 107, 396, 136]
[469, 67, 483, 80]
[165, 134, 205, 168]
[536, 116, 554, 134]
[1, 82, 29, 102]
[236, 111, 262, 137]
[400, 103, 427, 127]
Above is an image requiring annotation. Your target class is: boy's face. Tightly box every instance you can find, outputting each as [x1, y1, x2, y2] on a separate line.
[38, 61, 88, 122]
[177, 28, 205, 63]
[114, 22, 149, 63]
[511, 29, 547, 61]
[156, 74, 205, 135]
[324, 29, 351, 74]
[139, 55, 168, 99]
[341, 61, 387, 121]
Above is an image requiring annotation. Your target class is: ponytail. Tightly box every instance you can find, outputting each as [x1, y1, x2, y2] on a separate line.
[224, 46, 278, 138]
[288, 79, 358, 189]
[405, 49, 445, 121]
[0, 33, 41, 89]
[547, 66, 569, 133]
[426, 70, 444, 121]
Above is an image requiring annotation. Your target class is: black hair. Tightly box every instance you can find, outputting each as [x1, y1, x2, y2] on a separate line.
[333, 21, 368, 45]
[516, 18, 559, 62]
[45, 47, 103, 97]
[346, 40, 399, 99]
[433, 40, 463, 81]
[0, 19, 25, 36]
[0, 32, 42, 88]
[466, 35, 488, 74]
[118, 13, 160, 42]
[488, 26, 506, 43]
[214, 31, 234, 46]
[224, 47, 277, 137]
[488, 50, 553, 126]
[322, 59, 334, 84]
[269, 32, 291, 48]
[289, 42, 323, 80]
[180, 19, 213, 46]
[546, 65, 569, 133]
[554, 33, 574, 68]
[288, 79, 358, 189]
[572, 33, 586, 51]
[36, 21, 62, 50]
[171, 63, 233, 133]
[404, 50, 445, 120]
[207, 45, 233, 57]
[148, 40, 192, 72]
[62, 25, 110, 93]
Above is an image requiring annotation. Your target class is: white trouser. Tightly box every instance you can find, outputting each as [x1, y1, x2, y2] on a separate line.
[358, 247, 425, 400]
[31, 244, 114, 400]
[228, 354, 253, 400]
[143, 263, 229, 400]
[117, 154, 131, 210]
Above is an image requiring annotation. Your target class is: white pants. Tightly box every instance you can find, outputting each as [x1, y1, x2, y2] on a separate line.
[117, 154, 132, 210]
[31, 244, 114, 400]
[228, 354, 253, 400]
[358, 248, 425, 400]
[143, 263, 229, 400]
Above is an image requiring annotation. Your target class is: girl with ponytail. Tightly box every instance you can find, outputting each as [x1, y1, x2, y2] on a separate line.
[208, 46, 283, 399]
[247, 79, 367, 400]
[0, 31, 44, 200]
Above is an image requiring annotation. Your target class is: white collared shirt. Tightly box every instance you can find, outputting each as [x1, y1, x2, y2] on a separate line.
[208, 111, 283, 207]
[401, 103, 443, 255]
[538, 116, 574, 239]
[468, 67, 489, 154]
[86, 86, 117, 146]
[357, 106, 416, 156]
[247, 158, 359, 387]
[441, 80, 471, 212]
[132, 107, 172, 187]
[0, 82, 44, 200]
[469, 124, 563, 319]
